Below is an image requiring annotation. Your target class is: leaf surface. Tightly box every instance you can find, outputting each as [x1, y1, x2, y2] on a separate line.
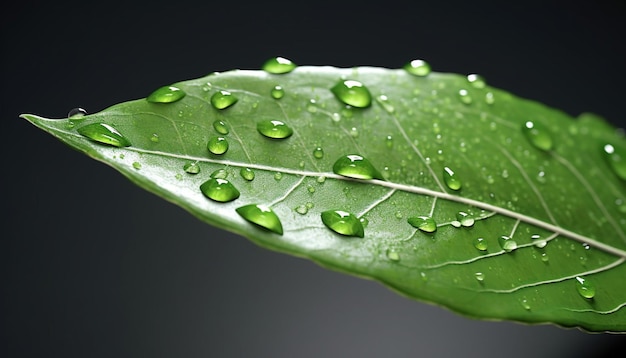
[22, 65, 626, 332]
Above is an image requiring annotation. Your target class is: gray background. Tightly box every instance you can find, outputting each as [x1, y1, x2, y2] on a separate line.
[3, 0, 625, 357]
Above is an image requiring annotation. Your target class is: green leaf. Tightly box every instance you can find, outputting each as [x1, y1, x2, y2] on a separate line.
[21, 64, 626, 332]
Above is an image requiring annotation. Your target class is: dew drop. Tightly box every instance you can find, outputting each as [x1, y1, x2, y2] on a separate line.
[317, 176, 326, 183]
[541, 252, 549, 262]
[467, 74, 486, 89]
[77, 123, 132, 147]
[211, 90, 238, 110]
[307, 185, 316, 193]
[200, 178, 240, 203]
[150, 133, 160, 143]
[575, 276, 596, 299]
[212, 120, 229, 135]
[404, 59, 431, 76]
[531, 234, 547, 248]
[240, 167, 255, 181]
[210, 168, 228, 179]
[330, 80, 372, 108]
[236, 204, 283, 235]
[474, 237, 488, 251]
[443, 166, 462, 191]
[498, 235, 518, 252]
[332, 154, 384, 180]
[313, 147, 324, 159]
[387, 250, 400, 262]
[458, 89, 472, 104]
[474, 272, 485, 282]
[274, 172, 283, 181]
[321, 210, 365, 238]
[257, 120, 293, 139]
[385, 135, 394, 148]
[522, 121, 553, 151]
[520, 298, 531, 310]
[395, 211, 403, 219]
[262, 56, 297, 74]
[207, 136, 229, 155]
[407, 216, 437, 233]
[456, 211, 475, 227]
[269, 85, 285, 99]
[602, 143, 626, 180]
[485, 92, 495, 104]
[132, 162, 141, 170]
[183, 161, 200, 174]
[68, 107, 87, 118]
[146, 85, 186, 103]
[295, 204, 308, 215]
[376, 95, 395, 113]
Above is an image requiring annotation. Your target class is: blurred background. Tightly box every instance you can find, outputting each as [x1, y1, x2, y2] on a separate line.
[3, 0, 625, 357]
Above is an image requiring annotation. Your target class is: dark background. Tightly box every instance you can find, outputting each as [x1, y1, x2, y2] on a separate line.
[3, 1, 626, 357]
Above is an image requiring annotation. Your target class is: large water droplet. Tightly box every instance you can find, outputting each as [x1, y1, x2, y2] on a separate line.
[240, 167, 255, 181]
[68, 107, 87, 118]
[207, 136, 229, 155]
[443, 166, 462, 191]
[146, 85, 186, 103]
[212, 120, 229, 135]
[602, 143, 626, 180]
[522, 121, 553, 151]
[262, 56, 297, 74]
[236, 204, 283, 235]
[211, 90, 238, 109]
[256, 119, 293, 139]
[498, 235, 518, 252]
[77, 123, 131, 147]
[321, 210, 365, 238]
[332, 154, 383, 180]
[271, 85, 285, 99]
[331, 80, 372, 108]
[575, 276, 596, 299]
[407, 216, 437, 233]
[200, 178, 240, 202]
[404, 59, 431, 76]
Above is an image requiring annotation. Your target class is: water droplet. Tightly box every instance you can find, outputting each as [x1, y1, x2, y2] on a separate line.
[474, 272, 485, 282]
[212, 120, 229, 134]
[520, 298, 531, 310]
[450, 221, 461, 228]
[541, 252, 549, 262]
[200, 178, 240, 202]
[211, 90, 238, 109]
[236, 204, 283, 235]
[210, 168, 228, 179]
[146, 85, 186, 103]
[317, 176, 326, 183]
[484, 92, 495, 104]
[474, 237, 488, 251]
[270, 85, 285, 99]
[602, 143, 626, 180]
[332, 154, 384, 180]
[240, 167, 255, 181]
[150, 133, 160, 143]
[385, 135, 394, 149]
[295, 204, 308, 215]
[132, 162, 141, 170]
[359, 217, 369, 227]
[395, 211, 403, 219]
[207, 136, 229, 155]
[68, 107, 87, 118]
[387, 250, 400, 261]
[458, 89, 472, 104]
[321, 210, 364, 238]
[307, 185, 316, 193]
[313, 147, 324, 159]
[257, 120, 293, 139]
[376, 95, 395, 113]
[262, 56, 297, 74]
[466, 74, 486, 89]
[522, 121, 553, 151]
[404, 59, 431, 76]
[443, 167, 462, 191]
[531, 234, 547, 248]
[456, 211, 474, 227]
[498, 235, 518, 252]
[77, 123, 131, 147]
[183, 162, 200, 174]
[330, 80, 372, 108]
[407, 216, 437, 233]
[575, 276, 596, 299]
[274, 172, 283, 181]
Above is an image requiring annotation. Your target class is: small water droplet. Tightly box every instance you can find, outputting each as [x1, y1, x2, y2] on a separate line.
[274, 172, 283, 181]
[575, 276, 596, 299]
[522, 121, 553, 151]
[384, 135, 394, 149]
[146, 85, 186, 103]
[602, 143, 626, 180]
[450, 221, 461, 228]
[132, 162, 142, 170]
[321, 210, 365, 238]
[313, 147, 324, 159]
[467, 74, 486, 89]
[395, 211, 403, 219]
[211, 90, 238, 110]
[349, 127, 359, 138]
[77, 123, 132, 147]
[68, 107, 87, 118]
[330, 80, 372, 108]
[210, 168, 228, 179]
[240, 167, 255, 181]
[498, 235, 518, 252]
[236, 204, 283, 235]
[407, 216, 437, 233]
[456, 211, 474, 227]
[376, 95, 395, 113]
[474, 272, 485, 282]
[484, 92, 495, 104]
[387, 249, 400, 262]
[474, 237, 488, 251]
[443, 167, 462, 191]
[520, 298, 531, 310]
[307, 185, 316, 193]
[200, 178, 240, 202]
[458, 89, 472, 104]
[541, 252, 549, 262]
[183, 162, 200, 174]
[317, 176, 326, 183]
[359, 217, 369, 227]
[212, 120, 229, 134]
[150, 133, 160, 143]
[207, 136, 229, 155]
[295, 204, 308, 215]
[271, 85, 285, 99]
[262, 56, 297, 74]
[404, 59, 431, 76]
[257, 120, 293, 139]
[531, 234, 547, 248]
[332, 154, 384, 180]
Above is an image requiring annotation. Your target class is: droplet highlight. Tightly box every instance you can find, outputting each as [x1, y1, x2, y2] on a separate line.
[443, 167, 462, 191]
[200, 178, 240, 203]
[321, 210, 365, 238]
[211, 90, 238, 110]
[256, 120, 293, 139]
[330, 80, 372, 108]
[262, 56, 297, 74]
[207, 136, 229, 155]
[404, 59, 431, 76]
[77, 123, 131, 147]
[236, 204, 283, 235]
[332, 154, 383, 180]
[407, 216, 437, 233]
[522, 121, 553, 151]
[146, 85, 186, 103]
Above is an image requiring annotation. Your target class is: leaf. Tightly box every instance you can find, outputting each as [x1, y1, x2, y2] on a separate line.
[21, 63, 626, 332]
